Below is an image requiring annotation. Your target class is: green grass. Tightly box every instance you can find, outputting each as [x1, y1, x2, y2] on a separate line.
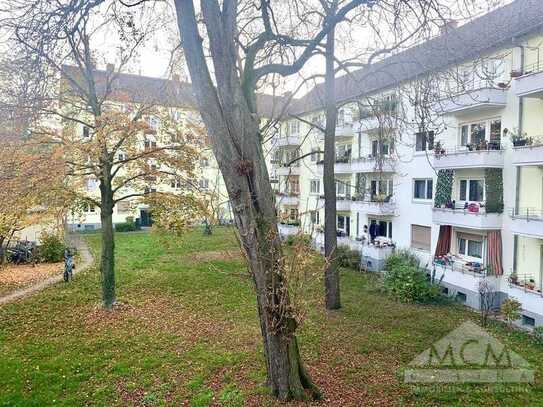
[1, 227, 543, 405]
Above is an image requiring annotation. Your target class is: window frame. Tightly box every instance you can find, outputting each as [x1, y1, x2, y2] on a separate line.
[310, 179, 320, 195]
[413, 178, 433, 201]
[458, 178, 485, 202]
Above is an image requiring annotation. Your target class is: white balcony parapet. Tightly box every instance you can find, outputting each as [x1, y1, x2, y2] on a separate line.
[275, 165, 300, 176]
[432, 207, 503, 229]
[354, 117, 380, 134]
[351, 156, 395, 173]
[352, 199, 396, 216]
[275, 194, 299, 206]
[317, 197, 351, 212]
[514, 65, 543, 98]
[278, 223, 300, 238]
[512, 144, 543, 166]
[510, 208, 543, 239]
[274, 135, 301, 147]
[433, 147, 504, 169]
[437, 86, 507, 115]
[316, 159, 352, 174]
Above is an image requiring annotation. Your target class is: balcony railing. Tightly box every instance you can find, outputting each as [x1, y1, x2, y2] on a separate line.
[432, 205, 503, 229]
[433, 258, 487, 278]
[508, 273, 542, 296]
[433, 144, 504, 169]
[436, 80, 508, 115]
[514, 61, 543, 98]
[511, 207, 543, 220]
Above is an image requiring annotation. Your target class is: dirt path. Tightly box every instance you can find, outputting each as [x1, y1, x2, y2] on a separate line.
[0, 234, 94, 306]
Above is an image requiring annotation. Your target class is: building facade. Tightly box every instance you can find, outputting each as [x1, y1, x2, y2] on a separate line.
[71, 0, 543, 326]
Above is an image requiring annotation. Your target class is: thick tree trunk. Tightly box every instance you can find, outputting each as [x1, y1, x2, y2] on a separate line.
[99, 177, 115, 309]
[174, 0, 320, 400]
[323, 22, 341, 310]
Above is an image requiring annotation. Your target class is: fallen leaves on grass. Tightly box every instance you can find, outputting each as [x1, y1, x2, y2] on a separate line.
[0, 262, 62, 294]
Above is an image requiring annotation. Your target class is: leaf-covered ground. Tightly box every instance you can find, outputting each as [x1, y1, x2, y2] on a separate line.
[1, 227, 542, 406]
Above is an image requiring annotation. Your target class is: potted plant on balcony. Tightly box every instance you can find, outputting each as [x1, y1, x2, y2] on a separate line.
[434, 141, 445, 156]
[508, 272, 518, 286]
[505, 128, 530, 147]
[510, 69, 523, 78]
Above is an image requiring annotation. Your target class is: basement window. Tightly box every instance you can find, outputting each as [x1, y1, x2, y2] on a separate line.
[522, 315, 535, 327]
[456, 291, 467, 303]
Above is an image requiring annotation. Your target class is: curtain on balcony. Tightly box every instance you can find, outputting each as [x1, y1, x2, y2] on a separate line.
[486, 230, 503, 276]
[434, 225, 452, 257]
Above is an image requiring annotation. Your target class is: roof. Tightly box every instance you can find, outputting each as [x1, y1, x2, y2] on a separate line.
[62, 0, 543, 119]
[289, 0, 543, 114]
[61, 65, 289, 118]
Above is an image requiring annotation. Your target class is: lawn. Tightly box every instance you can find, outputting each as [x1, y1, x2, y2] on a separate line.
[1, 227, 542, 406]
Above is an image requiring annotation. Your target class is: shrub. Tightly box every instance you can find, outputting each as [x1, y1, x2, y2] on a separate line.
[501, 298, 522, 326]
[383, 251, 442, 303]
[285, 234, 311, 247]
[115, 217, 137, 232]
[335, 245, 361, 269]
[38, 232, 65, 263]
[534, 326, 543, 345]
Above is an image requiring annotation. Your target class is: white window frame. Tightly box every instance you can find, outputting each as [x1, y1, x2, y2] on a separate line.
[310, 179, 320, 195]
[369, 218, 393, 239]
[458, 117, 501, 147]
[413, 178, 433, 201]
[458, 178, 485, 202]
[456, 234, 484, 262]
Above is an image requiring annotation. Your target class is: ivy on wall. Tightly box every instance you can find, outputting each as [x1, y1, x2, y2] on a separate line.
[434, 169, 453, 208]
[485, 168, 504, 213]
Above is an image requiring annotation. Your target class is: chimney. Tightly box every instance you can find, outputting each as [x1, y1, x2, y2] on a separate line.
[106, 63, 114, 74]
[440, 19, 458, 35]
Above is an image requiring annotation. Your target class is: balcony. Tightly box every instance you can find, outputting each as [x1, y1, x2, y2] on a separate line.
[512, 144, 543, 165]
[275, 164, 300, 176]
[274, 135, 301, 147]
[278, 223, 300, 238]
[354, 117, 380, 134]
[433, 146, 504, 170]
[510, 208, 543, 238]
[352, 198, 396, 216]
[433, 258, 487, 278]
[316, 157, 352, 174]
[351, 156, 395, 173]
[318, 196, 352, 211]
[275, 192, 299, 206]
[514, 63, 543, 98]
[432, 207, 502, 229]
[437, 86, 507, 115]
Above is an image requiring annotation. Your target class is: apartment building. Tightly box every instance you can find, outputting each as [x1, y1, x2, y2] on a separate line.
[271, 0, 543, 326]
[67, 0, 543, 326]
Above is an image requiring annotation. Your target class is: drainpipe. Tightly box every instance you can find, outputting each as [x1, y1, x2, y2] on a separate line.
[517, 44, 525, 134]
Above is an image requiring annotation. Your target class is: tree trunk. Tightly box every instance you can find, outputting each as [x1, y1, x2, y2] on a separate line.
[99, 177, 115, 309]
[174, 0, 320, 400]
[323, 22, 341, 310]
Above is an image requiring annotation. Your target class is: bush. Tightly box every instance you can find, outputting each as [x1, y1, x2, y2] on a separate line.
[501, 298, 522, 326]
[335, 245, 361, 269]
[285, 234, 311, 247]
[115, 217, 137, 232]
[534, 326, 543, 345]
[38, 232, 65, 263]
[383, 251, 442, 303]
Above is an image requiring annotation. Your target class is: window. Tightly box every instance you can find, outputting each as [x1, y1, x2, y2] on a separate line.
[273, 149, 282, 163]
[200, 157, 209, 167]
[457, 233, 483, 259]
[370, 178, 393, 198]
[118, 153, 127, 161]
[83, 203, 96, 213]
[369, 218, 392, 238]
[310, 148, 320, 162]
[459, 119, 501, 147]
[310, 179, 320, 194]
[522, 315, 535, 327]
[413, 179, 433, 200]
[289, 208, 298, 221]
[415, 131, 434, 152]
[199, 179, 209, 190]
[171, 179, 183, 189]
[336, 144, 352, 160]
[310, 210, 320, 225]
[456, 291, 467, 303]
[459, 179, 484, 202]
[289, 120, 300, 135]
[117, 201, 131, 214]
[287, 177, 299, 195]
[336, 180, 346, 196]
[86, 178, 98, 191]
[82, 126, 90, 138]
[371, 140, 390, 157]
[144, 140, 157, 151]
[148, 116, 160, 130]
[411, 225, 431, 251]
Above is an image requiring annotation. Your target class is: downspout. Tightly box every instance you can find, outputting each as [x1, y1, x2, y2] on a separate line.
[517, 43, 525, 134]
